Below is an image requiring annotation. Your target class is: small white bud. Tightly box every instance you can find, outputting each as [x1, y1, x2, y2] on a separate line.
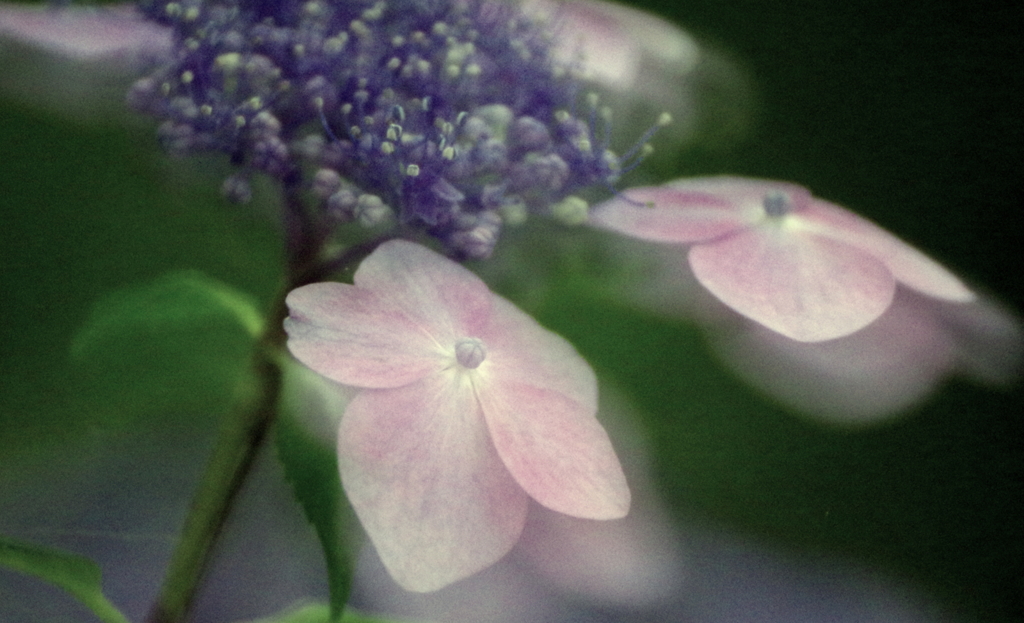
[355, 195, 392, 227]
[551, 196, 589, 226]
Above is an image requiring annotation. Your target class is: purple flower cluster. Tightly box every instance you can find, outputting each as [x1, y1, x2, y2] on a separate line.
[129, 0, 625, 258]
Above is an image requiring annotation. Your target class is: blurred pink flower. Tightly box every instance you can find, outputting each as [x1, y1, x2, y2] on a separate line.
[524, 0, 753, 149]
[711, 287, 1022, 422]
[590, 176, 975, 342]
[0, 3, 170, 120]
[284, 240, 629, 591]
[0, 3, 169, 61]
[590, 177, 1021, 421]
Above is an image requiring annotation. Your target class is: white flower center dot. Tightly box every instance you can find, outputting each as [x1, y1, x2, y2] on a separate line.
[454, 338, 487, 369]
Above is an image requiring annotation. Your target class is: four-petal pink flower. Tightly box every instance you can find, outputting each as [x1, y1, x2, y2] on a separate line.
[590, 176, 976, 342]
[284, 240, 629, 592]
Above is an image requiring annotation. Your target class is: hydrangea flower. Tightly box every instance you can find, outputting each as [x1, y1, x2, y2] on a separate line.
[123, 0, 641, 259]
[589, 176, 1021, 420]
[590, 176, 976, 342]
[284, 239, 629, 591]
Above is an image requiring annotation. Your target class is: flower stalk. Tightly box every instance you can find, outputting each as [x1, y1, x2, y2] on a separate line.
[145, 303, 286, 623]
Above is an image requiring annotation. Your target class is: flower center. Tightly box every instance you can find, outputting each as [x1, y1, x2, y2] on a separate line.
[454, 338, 487, 369]
[763, 191, 793, 217]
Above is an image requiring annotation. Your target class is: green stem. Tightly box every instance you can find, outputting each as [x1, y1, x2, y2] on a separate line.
[145, 307, 287, 623]
[145, 182, 363, 622]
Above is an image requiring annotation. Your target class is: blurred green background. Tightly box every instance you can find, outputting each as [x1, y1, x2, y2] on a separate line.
[1, 0, 1021, 621]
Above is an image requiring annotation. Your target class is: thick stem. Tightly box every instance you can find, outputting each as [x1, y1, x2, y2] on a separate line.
[145, 181, 381, 622]
[145, 329, 284, 623]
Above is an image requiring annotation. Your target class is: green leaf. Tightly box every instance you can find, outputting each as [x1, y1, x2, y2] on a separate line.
[0, 535, 130, 623]
[70, 270, 265, 425]
[275, 362, 358, 621]
[240, 603, 399, 623]
[72, 270, 264, 354]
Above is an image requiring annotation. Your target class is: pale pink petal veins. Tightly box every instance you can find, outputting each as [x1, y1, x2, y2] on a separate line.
[338, 374, 528, 592]
[478, 379, 629, 519]
[284, 283, 441, 388]
[473, 296, 628, 518]
[354, 239, 494, 339]
[483, 296, 599, 415]
[797, 199, 975, 302]
[689, 224, 896, 341]
[589, 187, 750, 243]
[664, 178, 971, 307]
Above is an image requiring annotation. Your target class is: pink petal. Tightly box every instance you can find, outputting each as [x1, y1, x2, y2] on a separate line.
[482, 296, 600, 415]
[465, 294, 626, 518]
[0, 4, 170, 61]
[284, 283, 442, 388]
[284, 240, 495, 388]
[711, 289, 956, 422]
[0, 4, 171, 122]
[467, 294, 627, 518]
[589, 177, 813, 243]
[931, 293, 1023, 386]
[523, 0, 753, 149]
[353, 240, 494, 338]
[798, 198, 975, 302]
[589, 185, 748, 243]
[479, 380, 629, 520]
[689, 226, 896, 341]
[338, 376, 529, 592]
[511, 387, 683, 607]
[527, 0, 700, 92]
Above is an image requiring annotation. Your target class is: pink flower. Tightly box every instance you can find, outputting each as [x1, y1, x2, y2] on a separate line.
[523, 0, 753, 148]
[590, 176, 975, 342]
[0, 3, 169, 61]
[284, 240, 629, 592]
